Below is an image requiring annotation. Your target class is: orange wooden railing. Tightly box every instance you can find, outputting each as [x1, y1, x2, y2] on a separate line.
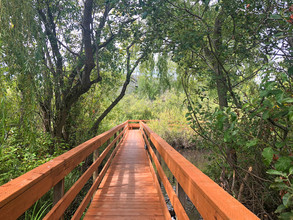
[0, 121, 129, 220]
[139, 121, 260, 220]
[128, 119, 148, 129]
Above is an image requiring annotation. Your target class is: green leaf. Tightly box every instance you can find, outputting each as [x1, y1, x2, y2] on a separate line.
[274, 177, 286, 183]
[262, 147, 275, 166]
[270, 182, 289, 190]
[260, 90, 268, 97]
[289, 167, 293, 175]
[279, 212, 293, 220]
[266, 169, 287, 177]
[282, 193, 292, 208]
[230, 112, 237, 121]
[276, 142, 285, 149]
[224, 131, 231, 143]
[246, 139, 258, 147]
[275, 157, 292, 172]
[275, 32, 284, 37]
[275, 204, 286, 213]
[282, 98, 293, 103]
[262, 110, 270, 119]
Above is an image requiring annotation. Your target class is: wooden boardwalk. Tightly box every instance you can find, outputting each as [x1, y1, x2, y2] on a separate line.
[0, 121, 260, 220]
[84, 130, 168, 220]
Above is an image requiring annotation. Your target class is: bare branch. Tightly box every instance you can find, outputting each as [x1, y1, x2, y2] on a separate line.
[89, 39, 146, 134]
[56, 39, 81, 58]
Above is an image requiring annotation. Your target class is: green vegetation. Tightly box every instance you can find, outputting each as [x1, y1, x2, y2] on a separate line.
[0, 0, 292, 219]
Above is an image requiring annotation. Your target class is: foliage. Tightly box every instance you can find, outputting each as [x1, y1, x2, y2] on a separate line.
[0, 0, 158, 181]
[0, 0, 293, 219]
[145, 0, 293, 218]
[137, 55, 180, 100]
[0, 131, 67, 185]
[0, 0, 156, 148]
[104, 89, 195, 149]
[266, 168, 293, 219]
[24, 200, 51, 220]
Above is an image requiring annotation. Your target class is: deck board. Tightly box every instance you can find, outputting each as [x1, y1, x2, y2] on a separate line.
[84, 130, 166, 219]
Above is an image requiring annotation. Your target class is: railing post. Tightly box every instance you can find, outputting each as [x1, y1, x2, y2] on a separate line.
[114, 133, 117, 147]
[155, 148, 162, 187]
[119, 129, 122, 142]
[93, 149, 99, 181]
[53, 179, 64, 219]
[176, 181, 187, 210]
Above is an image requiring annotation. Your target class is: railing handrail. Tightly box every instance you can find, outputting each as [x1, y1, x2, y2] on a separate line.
[140, 122, 259, 220]
[128, 119, 148, 123]
[0, 121, 128, 219]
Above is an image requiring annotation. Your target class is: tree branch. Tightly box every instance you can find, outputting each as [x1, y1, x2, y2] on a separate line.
[89, 43, 146, 135]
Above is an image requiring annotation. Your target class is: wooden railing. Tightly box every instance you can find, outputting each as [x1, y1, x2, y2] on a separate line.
[139, 121, 260, 220]
[0, 121, 129, 220]
[0, 120, 260, 220]
[128, 119, 148, 129]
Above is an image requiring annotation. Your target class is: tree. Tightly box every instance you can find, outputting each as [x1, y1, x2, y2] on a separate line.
[0, 0, 155, 151]
[146, 0, 292, 217]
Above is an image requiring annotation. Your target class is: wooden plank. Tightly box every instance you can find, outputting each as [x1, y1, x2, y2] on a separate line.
[85, 209, 165, 215]
[83, 130, 166, 220]
[89, 201, 162, 207]
[90, 197, 161, 202]
[141, 122, 259, 220]
[84, 215, 165, 220]
[0, 122, 127, 220]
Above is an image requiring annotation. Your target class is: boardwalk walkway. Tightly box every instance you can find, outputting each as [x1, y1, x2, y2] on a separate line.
[0, 121, 259, 220]
[84, 130, 167, 219]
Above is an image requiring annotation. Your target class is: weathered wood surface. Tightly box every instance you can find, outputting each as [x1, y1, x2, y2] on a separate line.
[84, 130, 168, 220]
[140, 122, 259, 220]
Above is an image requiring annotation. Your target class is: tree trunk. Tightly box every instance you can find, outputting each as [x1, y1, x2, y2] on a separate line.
[42, 107, 52, 134]
[214, 63, 228, 108]
[53, 108, 68, 140]
[204, 11, 238, 192]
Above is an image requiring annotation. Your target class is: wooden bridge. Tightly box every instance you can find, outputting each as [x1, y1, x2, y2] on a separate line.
[0, 120, 259, 219]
